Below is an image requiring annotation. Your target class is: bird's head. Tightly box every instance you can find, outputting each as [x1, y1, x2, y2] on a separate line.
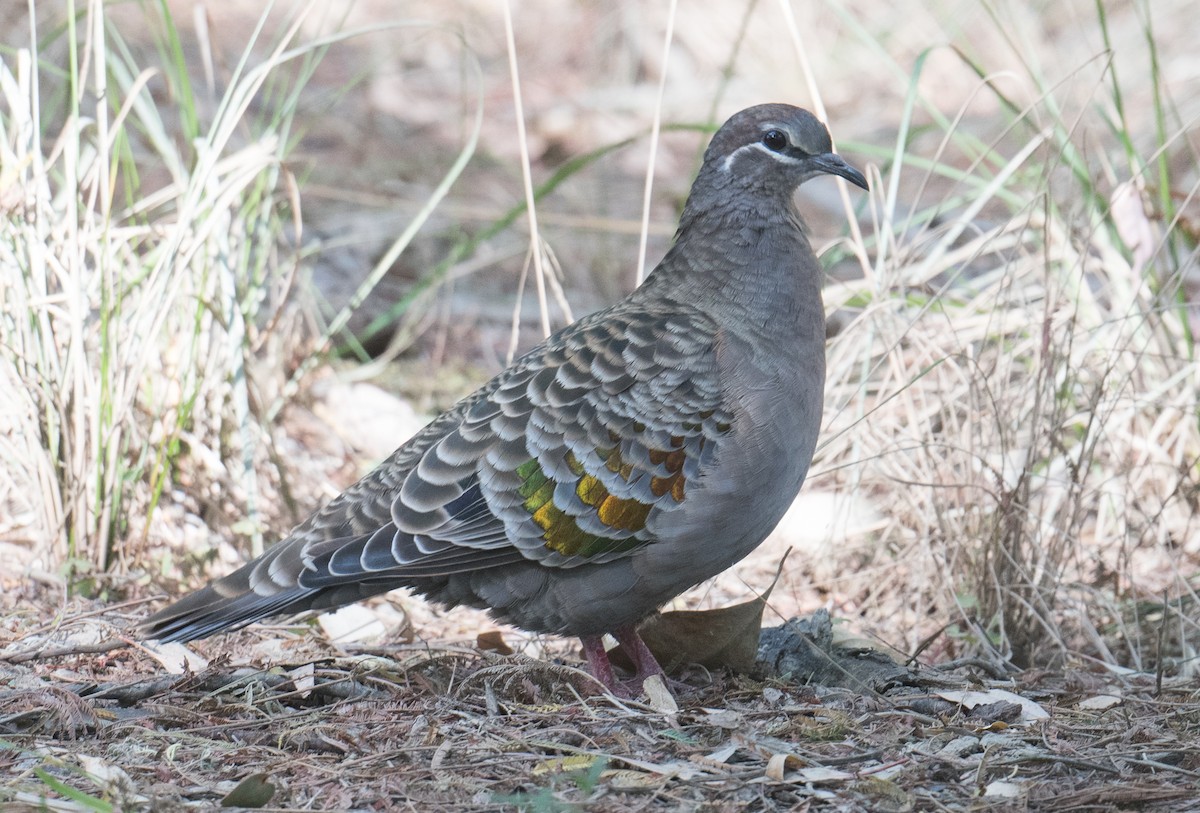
[692, 103, 867, 207]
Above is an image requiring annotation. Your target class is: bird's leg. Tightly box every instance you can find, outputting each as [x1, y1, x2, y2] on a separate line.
[581, 627, 667, 697]
[611, 624, 665, 686]
[580, 634, 624, 696]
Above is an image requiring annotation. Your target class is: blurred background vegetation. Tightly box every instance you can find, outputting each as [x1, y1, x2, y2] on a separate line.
[1, 0, 1196, 675]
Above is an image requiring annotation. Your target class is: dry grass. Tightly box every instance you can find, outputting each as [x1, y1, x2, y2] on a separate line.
[825, 186, 1193, 648]
[816, 37, 1200, 671]
[0, 0, 307, 584]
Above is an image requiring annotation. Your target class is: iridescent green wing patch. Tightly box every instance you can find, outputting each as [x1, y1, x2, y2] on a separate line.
[515, 427, 715, 558]
[516, 456, 641, 557]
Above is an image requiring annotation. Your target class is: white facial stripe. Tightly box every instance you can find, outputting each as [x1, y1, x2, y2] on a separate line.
[720, 140, 804, 173]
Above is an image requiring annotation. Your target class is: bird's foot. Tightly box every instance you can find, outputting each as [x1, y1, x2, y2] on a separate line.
[580, 625, 669, 698]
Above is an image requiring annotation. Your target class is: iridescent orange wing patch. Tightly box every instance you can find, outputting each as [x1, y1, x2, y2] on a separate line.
[516, 436, 700, 558]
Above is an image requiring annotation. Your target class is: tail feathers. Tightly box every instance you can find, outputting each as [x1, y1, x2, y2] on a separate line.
[141, 576, 425, 643]
[141, 583, 318, 643]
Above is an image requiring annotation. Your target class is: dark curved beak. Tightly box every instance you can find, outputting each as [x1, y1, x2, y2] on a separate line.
[815, 153, 869, 190]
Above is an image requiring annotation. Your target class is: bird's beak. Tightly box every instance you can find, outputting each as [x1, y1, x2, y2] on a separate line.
[815, 153, 869, 190]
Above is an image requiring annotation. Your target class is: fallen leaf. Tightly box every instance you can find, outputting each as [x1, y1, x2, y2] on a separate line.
[603, 769, 661, 791]
[765, 752, 801, 781]
[317, 604, 386, 642]
[795, 766, 852, 784]
[220, 773, 275, 808]
[751, 764, 852, 785]
[142, 641, 208, 675]
[621, 757, 708, 780]
[702, 744, 738, 765]
[935, 689, 1049, 723]
[1077, 693, 1122, 711]
[533, 755, 598, 776]
[476, 630, 514, 655]
[703, 709, 744, 730]
[985, 779, 1024, 798]
[613, 552, 789, 674]
[289, 662, 315, 698]
[642, 674, 679, 714]
[78, 755, 137, 793]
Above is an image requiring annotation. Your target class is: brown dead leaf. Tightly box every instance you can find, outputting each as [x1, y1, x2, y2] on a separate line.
[476, 630, 514, 655]
[612, 552, 788, 674]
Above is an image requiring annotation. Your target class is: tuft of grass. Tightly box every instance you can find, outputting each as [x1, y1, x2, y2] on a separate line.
[0, 1, 486, 594]
[0, 0, 304, 590]
[815, 0, 1199, 672]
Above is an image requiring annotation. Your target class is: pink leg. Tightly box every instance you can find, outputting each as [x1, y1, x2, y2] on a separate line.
[580, 627, 668, 697]
[580, 634, 623, 695]
[612, 624, 665, 685]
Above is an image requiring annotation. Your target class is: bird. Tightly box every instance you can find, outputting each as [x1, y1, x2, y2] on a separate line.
[142, 103, 868, 696]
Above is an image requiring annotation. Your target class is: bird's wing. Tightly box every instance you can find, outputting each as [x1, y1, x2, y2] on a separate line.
[281, 298, 733, 593]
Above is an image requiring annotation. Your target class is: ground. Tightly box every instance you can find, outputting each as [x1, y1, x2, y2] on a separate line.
[2, 603, 1198, 811]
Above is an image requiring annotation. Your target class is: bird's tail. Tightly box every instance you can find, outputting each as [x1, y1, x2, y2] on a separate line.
[140, 563, 317, 643]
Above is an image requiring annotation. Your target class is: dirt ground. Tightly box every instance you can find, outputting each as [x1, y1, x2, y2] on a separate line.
[2, 597, 1199, 811]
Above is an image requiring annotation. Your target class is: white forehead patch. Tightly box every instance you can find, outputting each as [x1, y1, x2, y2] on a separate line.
[720, 140, 804, 173]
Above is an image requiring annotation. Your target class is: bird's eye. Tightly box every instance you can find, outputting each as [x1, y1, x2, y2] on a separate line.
[762, 129, 788, 151]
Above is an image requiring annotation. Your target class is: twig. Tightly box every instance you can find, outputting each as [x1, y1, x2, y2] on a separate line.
[77, 666, 386, 705]
[930, 656, 1016, 680]
[0, 638, 131, 664]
